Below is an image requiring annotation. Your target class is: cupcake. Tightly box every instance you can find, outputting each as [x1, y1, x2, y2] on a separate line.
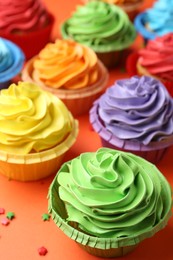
[61, 1, 136, 68]
[82, 0, 143, 21]
[134, 0, 173, 43]
[0, 37, 25, 89]
[126, 33, 173, 96]
[0, 81, 78, 181]
[89, 76, 173, 164]
[48, 147, 172, 258]
[0, 0, 54, 60]
[22, 39, 109, 116]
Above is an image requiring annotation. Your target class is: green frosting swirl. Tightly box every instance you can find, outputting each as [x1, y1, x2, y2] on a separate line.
[61, 1, 136, 52]
[58, 148, 172, 238]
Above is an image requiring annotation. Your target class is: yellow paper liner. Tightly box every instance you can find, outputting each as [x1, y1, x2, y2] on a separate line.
[48, 174, 172, 257]
[0, 119, 78, 181]
[22, 57, 108, 116]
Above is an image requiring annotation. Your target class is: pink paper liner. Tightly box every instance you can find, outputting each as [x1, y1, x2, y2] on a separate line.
[0, 13, 54, 60]
[0, 119, 78, 181]
[22, 57, 109, 116]
[126, 51, 173, 97]
[89, 101, 173, 164]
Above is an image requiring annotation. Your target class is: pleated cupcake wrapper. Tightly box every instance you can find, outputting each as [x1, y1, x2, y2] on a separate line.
[48, 174, 172, 252]
[126, 51, 173, 97]
[0, 119, 78, 181]
[22, 57, 109, 116]
[1, 13, 54, 60]
[89, 101, 173, 163]
[134, 12, 156, 42]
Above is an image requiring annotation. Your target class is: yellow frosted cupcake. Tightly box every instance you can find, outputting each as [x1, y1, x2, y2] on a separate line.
[0, 81, 78, 181]
[22, 39, 108, 116]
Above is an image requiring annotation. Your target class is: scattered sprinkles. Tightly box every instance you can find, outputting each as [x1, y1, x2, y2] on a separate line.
[0, 208, 5, 214]
[42, 213, 50, 221]
[1, 217, 10, 226]
[38, 246, 48, 256]
[6, 212, 15, 220]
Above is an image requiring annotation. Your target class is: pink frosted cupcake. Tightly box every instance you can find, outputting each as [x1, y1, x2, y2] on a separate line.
[90, 75, 173, 164]
[126, 33, 173, 96]
[22, 39, 108, 116]
[0, 0, 54, 59]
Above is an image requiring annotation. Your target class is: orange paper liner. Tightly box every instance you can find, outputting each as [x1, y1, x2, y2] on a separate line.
[22, 57, 109, 116]
[48, 174, 172, 257]
[0, 119, 78, 181]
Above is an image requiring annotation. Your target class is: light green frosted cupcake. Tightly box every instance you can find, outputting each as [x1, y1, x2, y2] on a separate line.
[48, 148, 172, 258]
[61, 1, 136, 68]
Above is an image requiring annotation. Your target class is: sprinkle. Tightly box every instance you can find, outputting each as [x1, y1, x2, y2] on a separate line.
[42, 213, 50, 221]
[0, 208, 5, 214]
[38, 246, 48, 256]
[6, 212, 15, 220]
[1, 217, 10, 226]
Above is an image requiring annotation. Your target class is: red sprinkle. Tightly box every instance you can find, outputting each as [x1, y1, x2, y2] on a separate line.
[0, 208, 5, 214]
[38, 246, 48, 256]
[1, 217, 10, 226]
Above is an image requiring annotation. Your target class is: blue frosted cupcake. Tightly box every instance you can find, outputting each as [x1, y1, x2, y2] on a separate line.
[0, 37, 25, 89]
[134, 0, 173, 43]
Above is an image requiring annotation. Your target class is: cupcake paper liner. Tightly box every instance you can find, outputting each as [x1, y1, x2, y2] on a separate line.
[22, 57, 109, 116]
[126, 51, 173, 97]
[0, 13, 54, 60]
[0, 119, 78, 181]
[48, 174, 172, 257]
[89, 101, 173, 163]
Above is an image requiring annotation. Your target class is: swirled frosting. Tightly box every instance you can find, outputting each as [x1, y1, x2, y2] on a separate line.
[0, 37, 25, 83]
[98, 76, 173, 145]
[58, 147, 172, 238]
[146, 0, 173, 36]
[0, 0, 49, 33]
[61, 1, 136, 52]
[0, 81, 74, 154]
[138, 33, 173, 81]
[33, 39, 100, 89]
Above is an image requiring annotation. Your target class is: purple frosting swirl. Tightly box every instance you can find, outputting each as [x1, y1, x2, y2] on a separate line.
[98, 76, 173, 145]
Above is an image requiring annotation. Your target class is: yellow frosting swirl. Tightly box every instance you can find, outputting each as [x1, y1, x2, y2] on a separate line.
[0, 81, 74, 154]
[33, 39, 100, 89]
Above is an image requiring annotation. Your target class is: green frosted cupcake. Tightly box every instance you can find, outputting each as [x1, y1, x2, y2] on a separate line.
[48, 148, 172, 258]
[61, 1, 136, 68]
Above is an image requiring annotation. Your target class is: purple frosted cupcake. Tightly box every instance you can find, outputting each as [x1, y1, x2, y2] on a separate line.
[89, 75, 173, 163]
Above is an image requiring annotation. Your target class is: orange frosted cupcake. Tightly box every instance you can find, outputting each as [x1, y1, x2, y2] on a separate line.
[22, 39, 108, 116]
[0, 0, 54, 59]
[0, 81, 78, 181]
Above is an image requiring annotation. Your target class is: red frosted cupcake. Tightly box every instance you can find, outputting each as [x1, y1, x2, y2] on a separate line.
[126, 33, 173, 96]
[0, 0, 54, 59]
